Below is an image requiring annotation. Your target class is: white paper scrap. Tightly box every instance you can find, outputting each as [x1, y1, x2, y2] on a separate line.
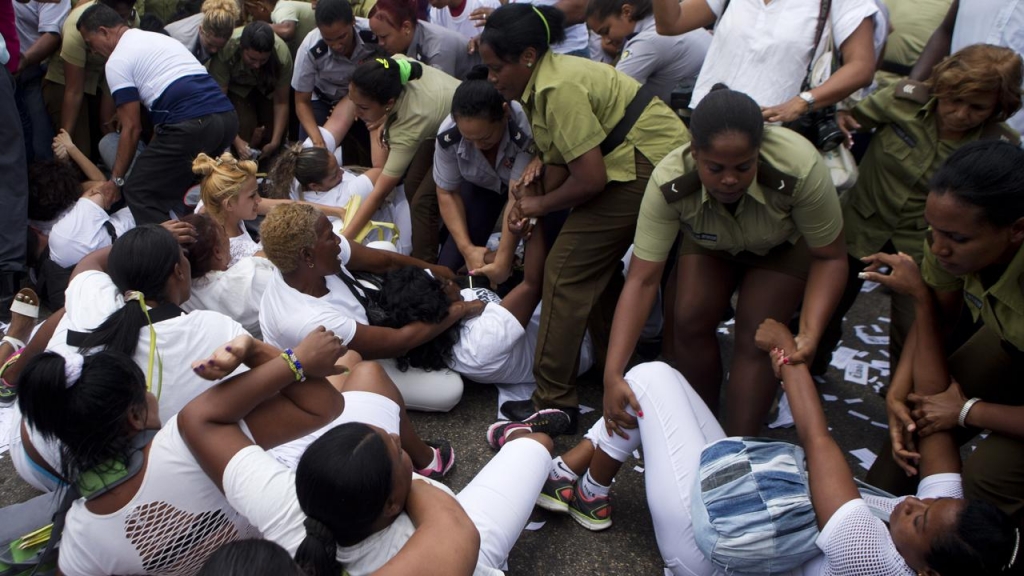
[848, 410, 870, 421]
[768, 393, 795, 428]
[844, 398, 863, 404]
[878, 317, 891, 323]
[634, 465, 645, 473]
[844, 360, 869, 385]
[855, 325, 890, 346]
[525, 521, 546, 531]
[579, 404, 595, 414]
[822, 394, 838, 401]
[829, 346, 858, 370]
[870, 360, 890, 370]
[871, 421, 889, 430]
[850, 447, 877, 469]
[861, 280, 880, 293]
[872, 324, 883, 333]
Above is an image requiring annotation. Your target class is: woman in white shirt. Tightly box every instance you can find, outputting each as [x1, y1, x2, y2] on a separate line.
[539, 317, 1020, 576]
[652, 0, 878, 124]
[16, 325, 346, 576]
[258, 203, 477, 416]
[180, 213, 277, 339]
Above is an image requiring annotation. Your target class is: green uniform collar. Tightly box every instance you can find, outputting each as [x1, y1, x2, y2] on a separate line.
[963, 243, 1024, 317]
[519, 51, 553, 109]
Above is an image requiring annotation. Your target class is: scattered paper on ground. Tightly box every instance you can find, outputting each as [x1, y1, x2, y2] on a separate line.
[845, 360, 869, 385]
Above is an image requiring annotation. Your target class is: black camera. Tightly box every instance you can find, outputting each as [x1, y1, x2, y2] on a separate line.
[785, 105, 844, 152]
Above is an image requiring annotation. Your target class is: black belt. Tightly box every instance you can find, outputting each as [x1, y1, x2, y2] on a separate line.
[66, 302, 185, 348]
[879, 60, 914, 77]
[600, 84, 657, 156]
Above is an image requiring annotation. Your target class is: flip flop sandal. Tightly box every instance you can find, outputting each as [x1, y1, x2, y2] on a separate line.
[10, 287, 40, 319]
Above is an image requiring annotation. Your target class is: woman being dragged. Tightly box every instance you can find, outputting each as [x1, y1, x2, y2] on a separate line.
[18, 327, 347, 576]
[538, 315, 1018, 575]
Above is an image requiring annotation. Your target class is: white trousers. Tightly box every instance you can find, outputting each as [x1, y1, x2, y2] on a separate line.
[585, 362, 729, 576]
[380, 358, 464, 413]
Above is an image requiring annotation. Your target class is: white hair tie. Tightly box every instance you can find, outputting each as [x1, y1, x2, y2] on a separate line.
[64, 353, 84, 388]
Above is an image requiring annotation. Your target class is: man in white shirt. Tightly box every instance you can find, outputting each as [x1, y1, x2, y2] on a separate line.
[76, 3, 238, 225]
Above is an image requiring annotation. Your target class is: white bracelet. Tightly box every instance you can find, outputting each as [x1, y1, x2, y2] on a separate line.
[958, 397, 982, 428]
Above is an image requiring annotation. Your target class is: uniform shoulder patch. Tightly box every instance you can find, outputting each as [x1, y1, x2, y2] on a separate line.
[310, 39, 329, 59]
[980, 122, 1022, 146]
[660, 171, 701, 204]
[892, 79, 931, 105]
[507, 118, 529, 150]
[358, 29, 378, 44]
[437, 126, 462, 149]
[757, 159, 798, 196]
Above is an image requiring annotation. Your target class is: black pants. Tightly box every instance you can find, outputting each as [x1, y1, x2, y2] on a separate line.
[0, 68, 27, 276]
[124, 110, 238, 225]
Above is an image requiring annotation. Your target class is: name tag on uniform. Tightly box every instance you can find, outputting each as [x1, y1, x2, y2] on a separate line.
[693, 232, 718, 243]
[965, 291, 983, 310]
[890, 124, 917, 148]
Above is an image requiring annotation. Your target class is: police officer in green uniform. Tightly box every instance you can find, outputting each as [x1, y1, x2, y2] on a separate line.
[292, 0, 377, 163]
[863, 140, 1024, 520]
[815, 44, 1022, 373]
[603, 87, 848, 438]
[478, 4, 689, 431]
[210, 21, 294, 161]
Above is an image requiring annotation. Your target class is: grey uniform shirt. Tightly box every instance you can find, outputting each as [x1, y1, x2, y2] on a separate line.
[407, 20, 478, 80]
[15, 0, 71, 53]
[433, 100, 535, 193]
[616, 16, 711, 104]
[166, 13, 210, 64]
[291, 19, 377, 103]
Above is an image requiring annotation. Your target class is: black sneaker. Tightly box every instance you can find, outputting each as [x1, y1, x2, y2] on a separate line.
[486, 409, 572, 449]
[413, 439, 455, 479]
[568, 481, 613, 531]
[500, 400, 579, 435]
[536, 475, 575, 513]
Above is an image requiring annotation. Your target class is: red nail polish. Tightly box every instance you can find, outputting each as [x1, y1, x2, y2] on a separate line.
[638, 410, 644, 417]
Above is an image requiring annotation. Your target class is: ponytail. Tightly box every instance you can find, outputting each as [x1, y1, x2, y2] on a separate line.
[267, 144, 333, 200]
[294, 517, 340, 576]
[351, 55, 422, 105]
[18, 351, 147, 484]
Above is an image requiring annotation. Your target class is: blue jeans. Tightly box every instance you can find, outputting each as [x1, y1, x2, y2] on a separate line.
[15, 64, 54, 163]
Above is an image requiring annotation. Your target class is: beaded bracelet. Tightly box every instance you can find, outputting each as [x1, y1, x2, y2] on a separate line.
[958, 397, 981, 428]
[281, 348, 306, 382]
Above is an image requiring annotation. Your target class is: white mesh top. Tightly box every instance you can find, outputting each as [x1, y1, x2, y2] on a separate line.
[793, 473, 963, 576]
[57, 417, 261, 576]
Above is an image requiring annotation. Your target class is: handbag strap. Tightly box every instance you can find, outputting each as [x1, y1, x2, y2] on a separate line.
[801, 0, 833, 92]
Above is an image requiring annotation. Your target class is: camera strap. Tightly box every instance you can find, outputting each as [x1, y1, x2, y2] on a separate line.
[801, 0, 833, 92]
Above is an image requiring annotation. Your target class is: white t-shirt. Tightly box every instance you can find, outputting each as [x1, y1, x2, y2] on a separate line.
[790, 473, 963, 576]
[228, 220, 262, 267]
[58, 417, 261, 576]
[451, 288, 594, 384]
[48, 198, 135, 268]
[690, 0, 879, 108]
[259, 236, 368, 347]
[106, 29, 210, 109]
[428, 0, 501, 40]
[48, 270, 249, 419]
[182, 256, 277, 339]
[14, 0, 70, 54]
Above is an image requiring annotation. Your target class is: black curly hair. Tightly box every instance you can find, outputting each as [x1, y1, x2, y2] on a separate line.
[370, 266, 460, 372]
[28, 160, 85, 222]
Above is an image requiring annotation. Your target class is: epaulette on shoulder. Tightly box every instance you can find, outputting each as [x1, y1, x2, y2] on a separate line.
[980, 122, 1021, 146]
[660, 171, 701, 204]
[437, 125, 462, 149]
[310, 39, 328, 59]
[756, 159, 799, 196]
[892, 79, 931, 105]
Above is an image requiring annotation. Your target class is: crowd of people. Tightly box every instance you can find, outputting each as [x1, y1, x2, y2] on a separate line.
[0, 0, 1023, 573]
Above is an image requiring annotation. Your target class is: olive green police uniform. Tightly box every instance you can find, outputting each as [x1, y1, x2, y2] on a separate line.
[525, 51, 689, 412]
[209, 28, 294, 148]
[867, 239, 1024, 520]
[818, 79, 1019, 369]
[271, 0, 317, 57]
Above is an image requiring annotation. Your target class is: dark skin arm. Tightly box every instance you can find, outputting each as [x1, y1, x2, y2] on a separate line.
[347, 240, 455, 281]
[755, 320, 860, 529]
[651, 0, 717, 35]
[789, 232, 849, 366]
[909, 0, 958, 81]
[294, 91, 324, 148]
[179, 328, 346, 491]
[90, 100, 143, 202]
[18, 32, 60, 71]
[513, 147, 607, 217]
[59, 62, 86, 134]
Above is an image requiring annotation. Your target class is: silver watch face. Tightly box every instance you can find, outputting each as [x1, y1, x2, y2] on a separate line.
[113, 177, 125, 187]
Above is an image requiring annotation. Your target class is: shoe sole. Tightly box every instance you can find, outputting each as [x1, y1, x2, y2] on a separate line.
[535, 492, 569, 513]
[569, 508, 613, 532]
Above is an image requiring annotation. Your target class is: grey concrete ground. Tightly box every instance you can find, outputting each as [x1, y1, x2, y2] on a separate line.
[0, 288, 894, 575]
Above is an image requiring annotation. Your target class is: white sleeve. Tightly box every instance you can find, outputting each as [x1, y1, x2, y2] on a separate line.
[706, 0, 726, 18]
[37, 0, 72, 35]
[104, 52, 135, 96]
[831, 0, 879, 47]
[223, 446, 308, 555]
[338, 233, 353, 266]
[616, 38, 660, 84]
[814, 499, 915, 576]
[48, 199, 114, 268]
[916, 473, 964, 500]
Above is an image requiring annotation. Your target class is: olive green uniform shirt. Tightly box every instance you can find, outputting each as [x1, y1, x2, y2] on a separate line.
[634, 125, 843, 262]
[271, 0, 315, 56]
[210, 27, 294, 99]
[875, 0, 952, 90]
[842, 79, 1019, 262]
[922, 238, 1024, 352]
[45, 0, 141, 94]
[519, 51, 689, 184]
[381, 56, 461, 178]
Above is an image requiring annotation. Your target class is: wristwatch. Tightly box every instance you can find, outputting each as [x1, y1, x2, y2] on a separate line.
[798, 91, 815, 113]
[112, 176, 125, 188]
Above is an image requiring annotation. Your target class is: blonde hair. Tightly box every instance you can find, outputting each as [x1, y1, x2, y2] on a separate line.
[201, 0, 241, 40]
[192, 152, 258, 226]
[931, 44, 1024, 122]
[267, 144, 333, 201]
[260, 203, 321, 274]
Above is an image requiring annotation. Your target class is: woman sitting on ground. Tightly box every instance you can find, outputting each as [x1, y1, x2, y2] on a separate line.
[180, 213, 277, 339]
[541, 317, 1018, 575]
[258, 203, 476, 413]
[17, 327, 346, 576]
